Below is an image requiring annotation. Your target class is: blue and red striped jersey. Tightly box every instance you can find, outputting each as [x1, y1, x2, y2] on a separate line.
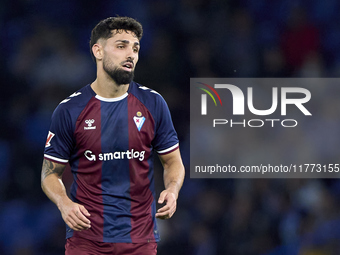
[44, 82, 179, 243]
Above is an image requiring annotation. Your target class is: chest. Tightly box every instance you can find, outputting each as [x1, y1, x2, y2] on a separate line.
[74, 96, 155, 154]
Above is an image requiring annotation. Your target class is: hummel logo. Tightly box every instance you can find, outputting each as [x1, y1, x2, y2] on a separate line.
[84, 119, 96, 130]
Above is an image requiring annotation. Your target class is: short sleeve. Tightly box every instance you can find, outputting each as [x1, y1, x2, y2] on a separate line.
[44, 105, 75, 164]
[152, 96, 179, 155]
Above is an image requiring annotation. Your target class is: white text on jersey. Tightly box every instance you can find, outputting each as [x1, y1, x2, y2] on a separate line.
[84, 149, 145, 162]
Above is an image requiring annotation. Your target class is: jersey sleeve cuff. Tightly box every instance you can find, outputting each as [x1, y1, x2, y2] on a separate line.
[157, 143, 179, 155]
[44, 154, 69, 165]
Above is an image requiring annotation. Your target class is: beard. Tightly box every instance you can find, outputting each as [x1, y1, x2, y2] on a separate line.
[103, 57, 134, 85]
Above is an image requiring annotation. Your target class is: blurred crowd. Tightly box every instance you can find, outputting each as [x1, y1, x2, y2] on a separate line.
[1, 0, 340, 254]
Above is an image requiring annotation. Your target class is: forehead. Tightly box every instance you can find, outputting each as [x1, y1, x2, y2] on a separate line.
[107, 29, 140, 44]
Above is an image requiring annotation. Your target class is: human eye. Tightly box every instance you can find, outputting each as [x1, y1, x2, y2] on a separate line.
[133, 47, 139, 53]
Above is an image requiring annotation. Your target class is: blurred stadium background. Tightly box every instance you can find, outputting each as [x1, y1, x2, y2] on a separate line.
[2, 0, 340, 254]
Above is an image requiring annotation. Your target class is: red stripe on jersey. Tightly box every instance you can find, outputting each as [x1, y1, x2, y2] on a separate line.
[127, 94, 156, 242]
[73, 97, 104, 241]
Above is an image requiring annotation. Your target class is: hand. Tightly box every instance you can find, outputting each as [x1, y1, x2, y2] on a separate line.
[155, 190, 177, 219]
[59, 198, 91, 231]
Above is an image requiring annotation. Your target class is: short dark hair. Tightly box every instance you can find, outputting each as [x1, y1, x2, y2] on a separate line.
[89, 16, 143, 62]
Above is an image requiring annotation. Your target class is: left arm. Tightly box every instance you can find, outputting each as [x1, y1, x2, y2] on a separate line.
[155, 148, 185, 219]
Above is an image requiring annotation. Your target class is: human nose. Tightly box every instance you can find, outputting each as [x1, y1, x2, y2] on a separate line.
[126, 47, 137, 60]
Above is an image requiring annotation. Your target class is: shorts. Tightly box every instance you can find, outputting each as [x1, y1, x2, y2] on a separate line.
[65, 236, 157, 255]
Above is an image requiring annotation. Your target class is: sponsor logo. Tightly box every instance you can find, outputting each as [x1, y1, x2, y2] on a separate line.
[45, 131, 55, 147]
[84, 149, 145, 162]
[84, 119, 96, 130]
[133, 111, 145, 131]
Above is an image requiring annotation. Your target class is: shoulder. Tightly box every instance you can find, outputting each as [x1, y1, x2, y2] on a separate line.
[129, 82, 167, 106]
[52, 84, 95, 119]
[58, 84, 95, 108]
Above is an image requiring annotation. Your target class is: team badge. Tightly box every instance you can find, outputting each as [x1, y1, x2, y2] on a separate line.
[133, 111, 145, 131]
[45, 131, 55, 147]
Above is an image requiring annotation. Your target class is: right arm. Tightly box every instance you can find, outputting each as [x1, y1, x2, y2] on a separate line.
[41, 159, 91, 231]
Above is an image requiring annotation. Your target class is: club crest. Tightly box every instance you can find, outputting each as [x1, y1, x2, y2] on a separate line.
[133, 111, 145, 131]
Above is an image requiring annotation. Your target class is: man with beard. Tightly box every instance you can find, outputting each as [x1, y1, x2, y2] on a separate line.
[41, 16, 185, 255]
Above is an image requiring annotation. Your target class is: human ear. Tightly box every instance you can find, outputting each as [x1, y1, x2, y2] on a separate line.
[92, 43, 103, 61]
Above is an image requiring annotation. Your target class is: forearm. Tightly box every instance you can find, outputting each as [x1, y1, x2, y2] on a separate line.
[41, 159, 70, 209]
[163, 163, 184, 199]
[160, 149, 185, 199]
[41, 159, 91, 230]
[156, 149, 185, 219]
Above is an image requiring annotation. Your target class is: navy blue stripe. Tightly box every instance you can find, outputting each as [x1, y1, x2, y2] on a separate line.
[100, 98, 132, 242]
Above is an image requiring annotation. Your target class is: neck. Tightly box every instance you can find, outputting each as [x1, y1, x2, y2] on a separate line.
[91, 69, 129, 98]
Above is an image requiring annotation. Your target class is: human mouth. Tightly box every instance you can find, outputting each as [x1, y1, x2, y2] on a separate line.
[121, 61, 134, 71]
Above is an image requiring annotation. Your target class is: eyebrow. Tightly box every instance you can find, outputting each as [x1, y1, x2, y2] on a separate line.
[115, 40, 140, 46]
